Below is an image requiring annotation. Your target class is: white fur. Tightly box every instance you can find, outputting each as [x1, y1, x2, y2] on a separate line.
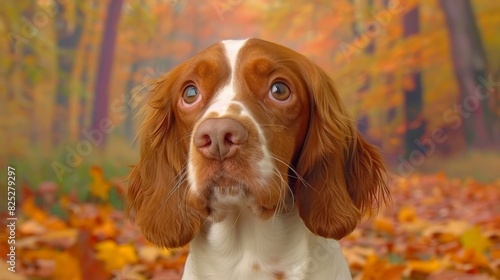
[182, 208, 351, 280]
[201, 39, 248, 117]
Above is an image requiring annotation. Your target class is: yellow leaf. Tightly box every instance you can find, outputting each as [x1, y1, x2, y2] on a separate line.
[460, 226, 492, 254]
[117, 245, 138, 263]
[408, 259, 442, 274]
[89, 166, 111, 200]
[158, 247, 175, 258]
[95, 240, 115, 253]
[397, 206, 417, 223]
[95, 240, 138, 271]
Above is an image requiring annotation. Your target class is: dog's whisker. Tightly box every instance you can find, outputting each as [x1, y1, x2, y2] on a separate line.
[269, 167, 292, 220]
[259, 124, 290, 130]
[176, 132, 192, 145]
[271, 154, 316, 192]
[156, 166, 189, 214]
[230, 208, 242, 233]
[268, 173, 283, 223]
[156, 176, 187, 214]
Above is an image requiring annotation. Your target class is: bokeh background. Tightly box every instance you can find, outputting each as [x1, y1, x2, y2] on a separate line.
[1, 0, 500, 279]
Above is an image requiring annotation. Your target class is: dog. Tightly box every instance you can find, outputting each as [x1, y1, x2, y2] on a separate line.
[126, 38, 390, 279]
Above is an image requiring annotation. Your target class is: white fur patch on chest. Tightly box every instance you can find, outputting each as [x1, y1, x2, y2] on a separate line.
[184, 208, 351, 279]
[188, 208, 311, 280]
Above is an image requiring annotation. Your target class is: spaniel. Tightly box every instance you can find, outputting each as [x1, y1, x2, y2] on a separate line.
[126, 38, 390, 280]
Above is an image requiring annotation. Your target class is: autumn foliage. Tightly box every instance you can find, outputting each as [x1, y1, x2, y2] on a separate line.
[2, 0, 500, 166]
[1, 168, 499, 279]
[2, 0, 500, 279]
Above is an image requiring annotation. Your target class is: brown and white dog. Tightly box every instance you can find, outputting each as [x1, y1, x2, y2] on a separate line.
[126, 38, 390, 280]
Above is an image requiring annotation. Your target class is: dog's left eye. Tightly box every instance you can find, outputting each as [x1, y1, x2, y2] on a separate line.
[183, 85, 200, 104]
[269, 82, 291, 101]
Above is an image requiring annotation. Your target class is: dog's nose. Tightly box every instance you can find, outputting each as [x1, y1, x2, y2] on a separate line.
[193, 118, 248, 160]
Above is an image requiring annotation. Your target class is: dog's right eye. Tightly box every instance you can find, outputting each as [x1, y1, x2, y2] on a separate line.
[183, 85, 200, 105]
[269, 82, 291, 102]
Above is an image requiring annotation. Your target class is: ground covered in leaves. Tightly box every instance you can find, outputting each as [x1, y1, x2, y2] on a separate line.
[1, 170, 499, 280]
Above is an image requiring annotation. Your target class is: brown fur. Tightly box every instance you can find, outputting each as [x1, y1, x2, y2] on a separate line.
[126, 43, 230, 248]
[126, 77, 203, 248]
[294, 63, 391, 239]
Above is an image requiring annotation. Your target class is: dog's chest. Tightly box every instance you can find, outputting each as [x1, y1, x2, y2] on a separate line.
[181, 209, 351, 279]
[186, 225, 311, 279]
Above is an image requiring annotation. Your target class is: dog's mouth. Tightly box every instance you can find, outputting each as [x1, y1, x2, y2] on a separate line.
[207, 192, 278, 223]
[187, 175, 279, 222]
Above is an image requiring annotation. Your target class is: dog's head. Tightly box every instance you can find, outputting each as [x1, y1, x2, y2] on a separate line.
[126, 38, 390, 248]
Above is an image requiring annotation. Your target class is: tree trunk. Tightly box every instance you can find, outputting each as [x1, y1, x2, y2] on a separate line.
[53, 3, 84, 145]
[439, 0, 493, 148]
[403, 6, 426, 156]
[352, 0, 374, 138]
[68, 13, 91, 143]
[90, 0, 123, 147]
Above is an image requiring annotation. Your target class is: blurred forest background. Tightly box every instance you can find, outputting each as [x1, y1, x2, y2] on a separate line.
[1, 0, 500, 279]
[2, 0, 500, 189]
[1, 0, 500, 188]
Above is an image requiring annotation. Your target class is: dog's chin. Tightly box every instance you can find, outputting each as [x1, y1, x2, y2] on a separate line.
[205, 187, 278, 223]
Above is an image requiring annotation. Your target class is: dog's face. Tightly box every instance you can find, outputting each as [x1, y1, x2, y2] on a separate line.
[185, 39, 311, 222]
[127, 38, 389, 248]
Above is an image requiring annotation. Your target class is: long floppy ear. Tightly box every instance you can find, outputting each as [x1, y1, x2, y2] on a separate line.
[126, 77, 203, 248]
[295, 65, 390, 240]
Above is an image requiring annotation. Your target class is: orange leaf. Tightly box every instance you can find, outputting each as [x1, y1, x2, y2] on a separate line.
[491, 248, 500, 259]
[23, 197, 47, 223]
[361, 254, 387, 280]
[92, 219, 116, 239]
[452, 248, 490, 267]
[374, 216, 395, 235]
[408, 259, 443, 274]
[397, 206, 417, 223]
[89, 166, 111, 200]
[380, 265, 406, 280]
